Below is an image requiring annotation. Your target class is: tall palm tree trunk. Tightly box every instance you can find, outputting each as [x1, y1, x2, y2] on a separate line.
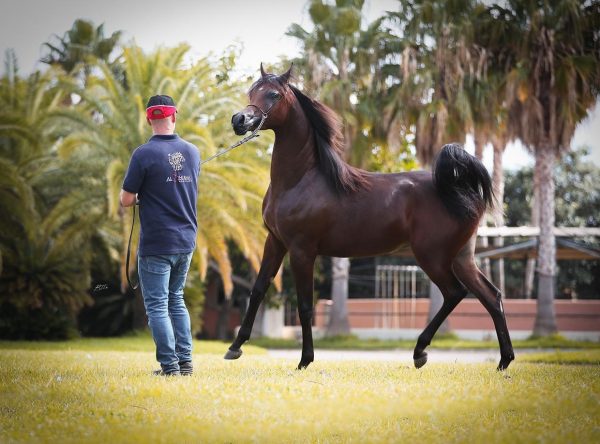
[474, 137, 491, 277]
[327, 50, 353, 336]
[524, 160, 541, 298]
[326, 257, 351, 336]
[491, 140, 505, 296]
[533, 146, 558, 335]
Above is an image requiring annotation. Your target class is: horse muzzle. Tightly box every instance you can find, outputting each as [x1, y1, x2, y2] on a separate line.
[231, 111, 260, 136]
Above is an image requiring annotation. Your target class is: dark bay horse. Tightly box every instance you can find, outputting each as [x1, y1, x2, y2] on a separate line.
[225, 65, 514, 371]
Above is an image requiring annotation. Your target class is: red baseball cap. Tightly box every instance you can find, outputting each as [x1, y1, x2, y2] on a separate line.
[146, 95, 177, 120]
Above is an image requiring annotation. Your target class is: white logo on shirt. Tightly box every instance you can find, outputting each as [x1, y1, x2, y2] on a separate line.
[168, 152, 185, 171]
[166, 175, 192, 183]
[166, 151, 192, 183]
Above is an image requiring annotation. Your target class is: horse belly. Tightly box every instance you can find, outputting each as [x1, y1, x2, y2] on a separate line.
[265, 172, 416, 256]
[318, 216, 410, 257]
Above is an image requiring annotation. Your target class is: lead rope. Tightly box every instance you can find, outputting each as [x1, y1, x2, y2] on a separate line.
[200, 111, 267, 165]
[126, 205, 139, 291]
[125, 109, 270, 292]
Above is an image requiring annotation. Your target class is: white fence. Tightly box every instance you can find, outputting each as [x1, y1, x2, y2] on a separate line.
[374, 265, 430, 329]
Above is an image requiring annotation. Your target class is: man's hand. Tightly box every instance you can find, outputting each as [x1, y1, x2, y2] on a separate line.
[120, 189, 137, 207]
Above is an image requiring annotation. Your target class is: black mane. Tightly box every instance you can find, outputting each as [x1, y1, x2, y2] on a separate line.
[289, 85, 367, 194]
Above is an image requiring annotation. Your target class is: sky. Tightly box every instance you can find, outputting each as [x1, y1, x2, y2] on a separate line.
[2, 0, 599, 170]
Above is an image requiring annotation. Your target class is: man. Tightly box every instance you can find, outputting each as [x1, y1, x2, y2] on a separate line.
[120, 95, 200, 376]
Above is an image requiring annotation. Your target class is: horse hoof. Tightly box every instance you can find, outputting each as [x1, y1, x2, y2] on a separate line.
[497, 354, 514, 371]
[414, 352, 428, 369]
[224, 348, 243, 360]
[297, 360, 312, 370]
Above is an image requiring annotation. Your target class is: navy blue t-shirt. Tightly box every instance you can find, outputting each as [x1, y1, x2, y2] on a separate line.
[123, 134, 200, 256]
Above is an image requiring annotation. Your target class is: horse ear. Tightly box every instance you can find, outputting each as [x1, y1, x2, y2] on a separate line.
[281, 63, 293, 83]
[260, 63, 267, 78]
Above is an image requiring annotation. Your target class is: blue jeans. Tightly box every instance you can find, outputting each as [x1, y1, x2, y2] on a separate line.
[138, 253, 193, 373]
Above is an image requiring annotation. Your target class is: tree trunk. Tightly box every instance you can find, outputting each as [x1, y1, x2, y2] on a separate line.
[216, 297, 234, 340]
[326, 257, 351, 336]
[491, 140, 505, 297]
[473, 138, 491, 277]
[524, 160, 541, 298]
[474, 133, 485, 160]
[533, 147, 558, 336]
[479, 235, 491, 278]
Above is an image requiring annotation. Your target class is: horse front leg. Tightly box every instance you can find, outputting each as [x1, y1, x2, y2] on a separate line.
[289, 249, 317, 370]
[224, 233, 286, 360]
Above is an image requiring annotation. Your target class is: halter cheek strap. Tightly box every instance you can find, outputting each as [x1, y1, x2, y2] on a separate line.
[246, 104, 268, 117]
[246, 95, 281, 119]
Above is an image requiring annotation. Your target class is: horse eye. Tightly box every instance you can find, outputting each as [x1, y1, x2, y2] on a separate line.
[269, 91, 281, 99]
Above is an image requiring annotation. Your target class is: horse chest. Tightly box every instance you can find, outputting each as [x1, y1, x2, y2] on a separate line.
[262, 186, 326, 243]
[262, 198, 278, 233]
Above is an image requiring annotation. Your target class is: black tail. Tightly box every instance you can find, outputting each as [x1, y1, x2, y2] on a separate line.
[433, 143, 494, 222]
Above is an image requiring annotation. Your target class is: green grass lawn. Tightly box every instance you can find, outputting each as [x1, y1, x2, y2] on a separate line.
[3, 332, 597, 354]
[251, 333, 600, 351]
[1, 338, 598, 443]
[0, 332, 266, 355]
[518, 349, 600, 365]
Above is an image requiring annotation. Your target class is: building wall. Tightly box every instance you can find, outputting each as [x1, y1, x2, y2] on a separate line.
[314, 299, 600, 335]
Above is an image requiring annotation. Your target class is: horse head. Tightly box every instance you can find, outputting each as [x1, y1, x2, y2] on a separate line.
[231, 63, 293, 135]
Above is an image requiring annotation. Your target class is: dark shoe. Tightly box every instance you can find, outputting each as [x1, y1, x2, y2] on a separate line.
[179, 361, 193, 376]
[152, 369, 180, 377]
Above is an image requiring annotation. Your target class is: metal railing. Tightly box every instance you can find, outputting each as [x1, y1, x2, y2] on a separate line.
[374, 265, 430, 329]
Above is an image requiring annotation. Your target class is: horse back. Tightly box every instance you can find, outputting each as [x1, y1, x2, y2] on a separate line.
[263, 168, 477, 260]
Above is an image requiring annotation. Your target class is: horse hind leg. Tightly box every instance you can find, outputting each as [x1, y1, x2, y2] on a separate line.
[453, 256, 515, 370]
[412, 258, 468, 369]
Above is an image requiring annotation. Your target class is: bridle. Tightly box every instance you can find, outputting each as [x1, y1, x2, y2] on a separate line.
[125, 96, 281, 291]
[199, 97, 280, 165]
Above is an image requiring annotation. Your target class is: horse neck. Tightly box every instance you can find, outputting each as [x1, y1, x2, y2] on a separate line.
[270, 101, 316, 190]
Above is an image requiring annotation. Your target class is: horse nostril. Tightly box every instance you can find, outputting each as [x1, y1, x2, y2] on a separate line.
[232, 112, 250, 135]
[231, 113, 245, 127]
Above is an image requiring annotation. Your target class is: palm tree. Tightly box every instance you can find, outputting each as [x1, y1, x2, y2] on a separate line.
[481, 0, 600, 335]
[389, 0, 477, 167]
[462, 34, 514, 294]
[388, 0, 480, 329]
[287, 0, 360, 336]
[287, 0, 407, 336]
[41, 19, 122, 80]
[0, 53, 100, 338]
[489, 128, 510, 296]
[57, 44, 272, 306]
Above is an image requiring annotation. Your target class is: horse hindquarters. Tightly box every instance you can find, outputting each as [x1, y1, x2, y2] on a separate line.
[411, 229, 515, 371]
[410, 248, 469, 368]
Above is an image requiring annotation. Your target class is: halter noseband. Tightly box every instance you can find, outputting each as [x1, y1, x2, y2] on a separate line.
[246, 94, 281, 120]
